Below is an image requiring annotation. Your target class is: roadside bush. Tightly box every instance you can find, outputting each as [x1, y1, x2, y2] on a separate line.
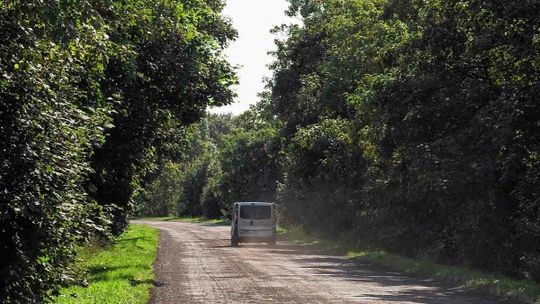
[0, 1, 111, 301]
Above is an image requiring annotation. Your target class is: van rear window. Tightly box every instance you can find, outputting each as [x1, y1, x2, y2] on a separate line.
[240, 205, 271, 219]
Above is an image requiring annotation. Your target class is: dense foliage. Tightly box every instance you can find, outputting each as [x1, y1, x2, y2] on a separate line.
[0, 0, 235, 302]
[90, 0, 236, 235]
[147, 0, 540, 283]
[139, 113, 280, 219]
[0, 2, 112, 301]
[272, 0, 540, 281]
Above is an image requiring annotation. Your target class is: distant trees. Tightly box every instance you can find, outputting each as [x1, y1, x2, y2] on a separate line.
[139, 112, 280, 219]
[0, 0, 235, 302]
[145, 0, 540, 283]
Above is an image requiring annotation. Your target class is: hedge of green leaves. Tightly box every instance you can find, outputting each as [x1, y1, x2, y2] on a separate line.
[0, 0, 235, 302]
[271, 0, 540, 282]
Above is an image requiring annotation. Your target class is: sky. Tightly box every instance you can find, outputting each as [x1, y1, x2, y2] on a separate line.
[208, 0, 295, 115]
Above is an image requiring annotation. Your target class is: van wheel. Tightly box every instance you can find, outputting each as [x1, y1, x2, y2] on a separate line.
[231, 234, 239, 247]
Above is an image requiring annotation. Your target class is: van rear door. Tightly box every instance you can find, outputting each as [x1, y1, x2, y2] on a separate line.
[238, 204, 273, 234]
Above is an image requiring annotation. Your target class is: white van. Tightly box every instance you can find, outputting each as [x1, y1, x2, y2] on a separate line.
[230, 202, 276, 246]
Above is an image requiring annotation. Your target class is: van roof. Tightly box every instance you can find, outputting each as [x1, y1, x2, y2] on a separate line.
[235, 202, 273, 206]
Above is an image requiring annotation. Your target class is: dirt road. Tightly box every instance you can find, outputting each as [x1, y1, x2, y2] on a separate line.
[135, 220, 509, 304]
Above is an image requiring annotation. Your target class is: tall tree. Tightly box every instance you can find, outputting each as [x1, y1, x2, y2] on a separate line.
[0, 1, 111, 301]
[89, 0, 237, 234]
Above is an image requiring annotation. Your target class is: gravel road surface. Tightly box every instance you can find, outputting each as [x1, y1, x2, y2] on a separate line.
[135, 220, 510, 304]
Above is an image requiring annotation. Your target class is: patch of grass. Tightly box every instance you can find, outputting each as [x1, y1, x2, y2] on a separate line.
[135, 216, 229, 226]
[54, 224, 159, 304]
[278, 225, 540, 304]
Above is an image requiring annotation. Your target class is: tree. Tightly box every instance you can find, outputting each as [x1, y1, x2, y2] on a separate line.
[0, 1, 111, 301]
[264, 0, 540, 280]
[365, 0, 540, 276]
[89, 0, 237, 235]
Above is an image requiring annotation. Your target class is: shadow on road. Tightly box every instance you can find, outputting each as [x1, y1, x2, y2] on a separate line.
[216, 241, 518, 304]
[292, 255, 516, 304]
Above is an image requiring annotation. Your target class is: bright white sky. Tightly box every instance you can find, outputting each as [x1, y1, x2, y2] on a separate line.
[209, 0, 295, 115]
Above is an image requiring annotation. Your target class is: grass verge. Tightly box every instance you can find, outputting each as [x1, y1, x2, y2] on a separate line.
[278, 225, 540, 304]
[54, 224, 159, 304]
